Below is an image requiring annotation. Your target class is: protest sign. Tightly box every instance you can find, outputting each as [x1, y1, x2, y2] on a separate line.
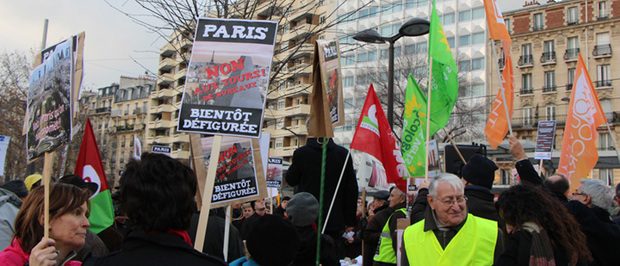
[26, 38, 73, 160]
[266, 157, 283, 188]
[177, 18, 278, 138]
[151, 145, 171, 155]
[199, 135, 266, 208]
[427, 140, 441, 178]
[534, 120, 556, 160]
[0, 135, 9, 176]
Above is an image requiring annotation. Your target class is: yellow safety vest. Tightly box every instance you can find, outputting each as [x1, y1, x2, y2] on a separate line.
[373, 208, 407, 264]
[403, 213, 497, 266]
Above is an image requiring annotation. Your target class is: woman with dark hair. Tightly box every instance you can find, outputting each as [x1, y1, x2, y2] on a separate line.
[93, 152, 225, 266]
[0, 183, 90, 266]
[496, 185, 591, 266]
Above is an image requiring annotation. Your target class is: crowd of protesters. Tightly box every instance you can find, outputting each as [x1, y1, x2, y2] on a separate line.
[0, 136, 620, 265]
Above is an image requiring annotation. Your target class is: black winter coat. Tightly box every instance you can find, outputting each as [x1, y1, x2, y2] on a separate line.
[363, 204, 389, 266]
[285, 138, 358, 234]
[495, 229, 585, 266]
[465, 185, 500, 222]
[566, 202, 620, 266]
[91, 231, 226, 266]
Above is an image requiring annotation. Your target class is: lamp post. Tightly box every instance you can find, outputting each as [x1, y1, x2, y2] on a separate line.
[353, 18, 430, 127]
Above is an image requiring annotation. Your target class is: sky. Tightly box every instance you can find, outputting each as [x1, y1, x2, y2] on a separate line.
[0, 0, 524, 90]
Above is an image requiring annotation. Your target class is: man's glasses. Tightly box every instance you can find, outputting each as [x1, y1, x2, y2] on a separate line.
[439, 196, 468, 206]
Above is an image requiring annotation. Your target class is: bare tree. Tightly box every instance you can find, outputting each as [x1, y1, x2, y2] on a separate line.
[365, 53, 488, 143]
[0, 51, 30, 181]
[105, 0, 370, 94]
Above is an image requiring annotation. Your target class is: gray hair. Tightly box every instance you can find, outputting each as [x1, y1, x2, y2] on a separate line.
[429, 173, 464, 197]
[580, 179, 614, 211]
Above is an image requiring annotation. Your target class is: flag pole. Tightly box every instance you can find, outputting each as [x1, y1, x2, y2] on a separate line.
[491, 40, 513, 136]
[322, 150, 350, 234]
[316, 137, 328, 266]
[442, 128, 466, 164]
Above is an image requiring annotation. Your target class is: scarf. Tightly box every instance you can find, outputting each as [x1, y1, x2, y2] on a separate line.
[522, 222, 556, 266]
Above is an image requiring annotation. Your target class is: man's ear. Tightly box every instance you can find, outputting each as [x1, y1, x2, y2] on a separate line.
[427, 195, 434, 209]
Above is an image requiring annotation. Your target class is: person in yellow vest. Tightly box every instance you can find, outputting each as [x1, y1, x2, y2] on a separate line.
[401, 173, 503, 266]
[373, 187, 407, 266]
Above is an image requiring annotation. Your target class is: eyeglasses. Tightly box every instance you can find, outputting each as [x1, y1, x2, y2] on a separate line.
[572, 192, 587, 196]
[439, 196, 468, 206]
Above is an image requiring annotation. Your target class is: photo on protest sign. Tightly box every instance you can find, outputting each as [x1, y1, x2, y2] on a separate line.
[177, 18, 278, 138]
[200, 135, 266, 208]
[535, 120, 556, 160]
[317, 39, 344, 127]
[26, 39, 73, 160]
[427, 140, 441, 178]
[266, 157, 283, 188]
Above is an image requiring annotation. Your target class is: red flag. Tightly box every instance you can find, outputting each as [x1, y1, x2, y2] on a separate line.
[75, 119, 114, 233]
[557, 54, 607, 191]
[351, 85, 407, 191]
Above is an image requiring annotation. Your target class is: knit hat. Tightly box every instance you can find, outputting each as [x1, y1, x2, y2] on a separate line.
[1, 180, 28, 198]
[246, 215, 300, 266]
[24, 174, 43, 191]
[461, 154, 497, 190]
[374, 190, 390, 201]
[286, 192, 319, 227]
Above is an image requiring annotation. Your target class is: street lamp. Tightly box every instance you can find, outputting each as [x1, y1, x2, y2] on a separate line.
[353, 18, 430, 127]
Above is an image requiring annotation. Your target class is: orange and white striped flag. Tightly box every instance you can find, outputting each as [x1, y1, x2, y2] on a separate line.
[485, 42, 514, 149]
[484, 0, 511, 42]
[557, 54, 606, 189]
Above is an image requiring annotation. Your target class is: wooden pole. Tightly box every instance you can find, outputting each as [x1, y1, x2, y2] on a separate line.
[442, 128, 466, 164]
[42, 151, 56, 239]
[223, 205, 231, 261]
[194, 135, 223, 251]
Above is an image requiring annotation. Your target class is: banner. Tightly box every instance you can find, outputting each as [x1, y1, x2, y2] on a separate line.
[534, 121, 556, 160]
[177, 18, 278, 137]
[558, 54, 606, 187]
[266, 157, 283, 188]
[350, 84, 408, 192]
[484, 44, 514, 149]
[26, 38, 73, 159]
[0, 135, 9, 176]
[200, 136, 267, 208]
[132, 136, 142, 160]
[427, 140, 441, 178]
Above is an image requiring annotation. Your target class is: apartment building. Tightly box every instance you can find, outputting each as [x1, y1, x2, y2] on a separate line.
[89, 84, 117, 179]
[492, 0, 620, 185]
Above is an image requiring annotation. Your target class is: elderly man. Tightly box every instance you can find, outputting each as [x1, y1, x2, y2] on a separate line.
[401, 173, 503, 265]
[373, 187, 407, 266]
[568, 179, 620, 265]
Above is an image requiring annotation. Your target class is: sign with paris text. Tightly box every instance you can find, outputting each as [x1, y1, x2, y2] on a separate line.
[535, 120, 556, 160]
[151, 145, 171, 155]
[26, 38, 73, 160]
[266, 157, 283, 188]
[177, 18, 278, 138]
[200, 135, 267, 208]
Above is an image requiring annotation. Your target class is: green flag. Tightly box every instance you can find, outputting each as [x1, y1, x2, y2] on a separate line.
[401, 75, 428, 177]
[428, 0, 459, 134]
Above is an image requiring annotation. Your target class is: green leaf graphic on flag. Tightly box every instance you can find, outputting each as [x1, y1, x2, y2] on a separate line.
[428, 0, 459, 134]
[401, 75, 428, 177]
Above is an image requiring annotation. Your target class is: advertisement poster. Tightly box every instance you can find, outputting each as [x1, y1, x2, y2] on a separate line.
[177, 18, 278, 137]
[200, 136, 266, 208]
[266, 157, 283, 188]
[535, 120, 556, 160]
[26, 39, 73, 160]
[0, 135, 9, 176]
[317, 39, 344, 127]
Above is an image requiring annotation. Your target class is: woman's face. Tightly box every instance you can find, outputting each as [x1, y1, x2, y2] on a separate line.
[50, 203, 90, 250]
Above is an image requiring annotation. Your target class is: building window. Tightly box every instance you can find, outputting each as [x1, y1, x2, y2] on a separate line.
[443, 12, 455, 25]
[472, 7, 484, 20]
[343, 76, 354, 87]
[275, 138, 283, 148]
[447, 36, 455, 47]
[521, 73, 532, 93]
[546, 105, 556, 121]
[533, 13, 544, 31]
[567, 6, 579, 24]
[596, 64, 611, 87]
[544, 71, 556, 92]
[599, 132, 613, 150]
[505, 18, 512, 33]
[520, 43, 533, 65]
[471, 57, 484, 71]
[599, 168, 614, 185]
[542, 40, 555, 62]
[471, 32, 485, 45]
[459, 59, 471, 72]
[567, 67, 576, 90]
[523, 107, 532, 125]
[594, 32, 612, 56]
[276, 118, 284, 129]
[459, 34, 471, 46]
[565, 36, 580, 59]
[277, 99, 285, 110]
[459, 9, 471, 22]
[598, 1, 609, 19]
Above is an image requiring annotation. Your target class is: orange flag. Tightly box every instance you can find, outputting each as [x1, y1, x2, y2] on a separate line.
[484, 0, 511, 42]
[557, 54, 606, 189]
[485, 43, 514, 149]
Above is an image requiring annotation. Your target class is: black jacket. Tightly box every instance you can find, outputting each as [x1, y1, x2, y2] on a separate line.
[285, 138, 358, 234]
[496, 229, 586, 266]
[514, 159, 544, 186]
[91, 230, 226, 266]
[465, 185, 500, 222]
[363, 204, 389, 266]
[566, 201, 620, 266]
[292, 225, 339, 266]
[188, 213, 244, 262]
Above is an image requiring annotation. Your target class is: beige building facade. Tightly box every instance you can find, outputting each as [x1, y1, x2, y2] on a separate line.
[488, 0, 620, 185]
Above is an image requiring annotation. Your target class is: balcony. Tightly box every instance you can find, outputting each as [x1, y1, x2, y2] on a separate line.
[154, 135, 173, 144]
[154, 88, 177, 99]
[566, 83, 573, 91]
[532, 24, 544, 31]
[149, 119, 175, 129]
[174, 68, 187, 81]
[518, 55, 533, 67]
[172, 133, 189, 143]
[158, 73, 174, 86]
[564, 48, 580, 61]
[159, 57, 176, 71]
[111, 109, 122, 117]
[95, 107, 111, 114]
[540, 52, 556, 64]
[151, 103, 176, 113]
[596, 80, 612, 88]
[284, 104, 311, 116]
[593, 44, 612, 58]
[598, 12, 610, 20]
[542, 86, 557, 93]
[116, 125, 135, 133]
[520, 88, 533, 95]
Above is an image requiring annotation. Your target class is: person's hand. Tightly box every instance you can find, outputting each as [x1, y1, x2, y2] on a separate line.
[29, 238, 58, 266]
[509, 135, 527, 161]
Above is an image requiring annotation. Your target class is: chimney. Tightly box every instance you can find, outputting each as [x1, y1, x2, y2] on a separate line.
[524, 0, 541, 7]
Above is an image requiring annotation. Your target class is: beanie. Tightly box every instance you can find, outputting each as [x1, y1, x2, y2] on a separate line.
[286, 192, 319, 227]
[461, 154, 497, 190]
